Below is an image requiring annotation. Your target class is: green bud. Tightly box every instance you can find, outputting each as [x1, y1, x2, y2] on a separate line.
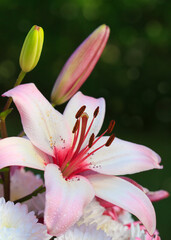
[19, 25, 44, 73]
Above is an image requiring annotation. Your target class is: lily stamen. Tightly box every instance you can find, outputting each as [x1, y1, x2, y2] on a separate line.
[62, 106, 116, 177]
[105, 133, 115, 147]
[88, 133, 95, 148]
[72, 119, 79, 134]
[92, 119, 115, 146]
[93, 106, 99, 118]
[75, 105, 86, 119]
[107, 120, 115, 134]
[82, 106, 100, 144]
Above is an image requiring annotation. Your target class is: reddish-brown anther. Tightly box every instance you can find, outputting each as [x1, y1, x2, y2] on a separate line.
[105, 134, 115, 147]
[75, 105, 86, 119]
[93, 106, 99, 118]
[88, 133, 95, 148]
[107, 120, 115, 134]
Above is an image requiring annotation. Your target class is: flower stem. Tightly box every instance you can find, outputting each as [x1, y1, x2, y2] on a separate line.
[14, 185, 46, 204]
[0, 118, 10, 201]
[3, 70, 26, 111]
[2, 169, 10, 201]
[0, 118, 8, 138]
[0, 70, 26, 202]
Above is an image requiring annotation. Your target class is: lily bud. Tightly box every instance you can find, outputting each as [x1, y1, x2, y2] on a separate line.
[19, 25, 44, 73]
[51, 24, 110, 105]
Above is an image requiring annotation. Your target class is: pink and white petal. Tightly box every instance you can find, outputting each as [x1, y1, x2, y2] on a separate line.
[44, 164, 94, 236]
[88, 174, 156, 235]
[3, 83, 72, 156]
[0, 137, 49, 170]
[63, 91, 105, 144]
[121, 177, 144, 191]
[87, 137, 162, 175]
[143, 187, 169, 202]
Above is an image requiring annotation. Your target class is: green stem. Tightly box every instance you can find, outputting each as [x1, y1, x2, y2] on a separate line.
[0, 119, 8, 138]
[3, 70, 26, 111]
[0, 119, 10, 201]
[14, 185, 46, 204]
[3, 169, 10, 201]
[0, 70, 26, 201]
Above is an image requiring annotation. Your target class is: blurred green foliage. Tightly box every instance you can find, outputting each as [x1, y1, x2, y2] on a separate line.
[0, 0, 170, 238]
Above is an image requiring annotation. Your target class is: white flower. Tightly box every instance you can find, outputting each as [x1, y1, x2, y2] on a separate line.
[0, 168, 45, 215]
[78, 199, 130, 240]
[0, 198, 50, 240]
[129, 223, 160, 240]
[117, 211, 134, 225]
[56, 224, 112, 240]
[129, 223, 146, 240]
[78, 199, 160, 240]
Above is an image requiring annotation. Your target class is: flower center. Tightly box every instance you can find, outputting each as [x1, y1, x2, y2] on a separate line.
[55, 106, 115, 178]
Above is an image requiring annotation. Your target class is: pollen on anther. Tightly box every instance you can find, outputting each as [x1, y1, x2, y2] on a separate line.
[93, 106, 99, 118]
[72, 119, 79, 133]
[75, 105, 86, 119]
[88, 133, 95, 148]
[105, 133, 115, 147]
[107, 120, 115, 133]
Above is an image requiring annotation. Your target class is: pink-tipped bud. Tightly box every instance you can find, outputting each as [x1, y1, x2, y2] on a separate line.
[51, 24, 110, 105]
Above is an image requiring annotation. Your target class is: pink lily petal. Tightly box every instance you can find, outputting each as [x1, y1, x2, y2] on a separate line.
[122, 179, 169, 202]
[143, 188, 169, 202]
[51, 24, 110, 105]
[88, 174, 156, 235]
[3, 83, 72, 156]
[44, 164, 94, 236]
[120, 177, 144, 191]
[87, 137, 162, 175]
[63, 91, 105, 144]
[0, 137, 49, 170]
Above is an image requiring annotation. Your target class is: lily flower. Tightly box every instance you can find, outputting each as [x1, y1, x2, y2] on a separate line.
[0, 84, 162, 236]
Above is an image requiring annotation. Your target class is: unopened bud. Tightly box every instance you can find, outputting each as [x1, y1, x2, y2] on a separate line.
[51, 24, 110, 105]
[19, 25, 44, 73]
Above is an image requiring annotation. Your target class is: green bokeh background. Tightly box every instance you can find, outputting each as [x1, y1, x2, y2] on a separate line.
[0, 0, 170, 238]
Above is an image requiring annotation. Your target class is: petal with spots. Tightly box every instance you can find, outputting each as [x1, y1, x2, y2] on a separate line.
[44, 164, 94, 236]
[3, 83, 72, 156]
[87, 137, 162, 175]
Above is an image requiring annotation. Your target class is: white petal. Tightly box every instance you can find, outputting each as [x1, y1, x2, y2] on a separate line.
[88, 174, 156, 235]
[0, 137, 48, 170]
[57, 223, 112, 240]
[87, 137, 162, 175]
[63, 92, 105, 144]
[3, 83, 72, 156]
[0, 197, 50, 239]
[44, 164, 94, 236]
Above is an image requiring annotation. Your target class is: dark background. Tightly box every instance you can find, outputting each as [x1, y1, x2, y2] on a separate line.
[0, 0, 170, 238]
